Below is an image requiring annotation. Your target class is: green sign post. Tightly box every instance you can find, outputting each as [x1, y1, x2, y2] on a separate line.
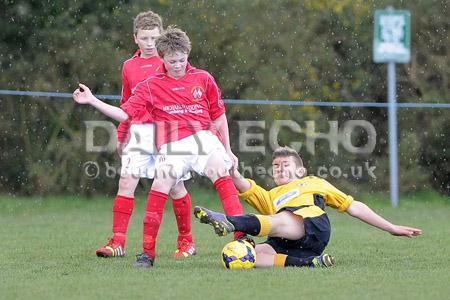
[374, 9, 411, 63]
[373, 8, 411, 208]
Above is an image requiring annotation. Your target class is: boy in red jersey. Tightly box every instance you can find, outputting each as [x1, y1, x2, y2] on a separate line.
[73, 27, 245, 267]
[96, 11, 196, 259]
[194, 146, 422, 268]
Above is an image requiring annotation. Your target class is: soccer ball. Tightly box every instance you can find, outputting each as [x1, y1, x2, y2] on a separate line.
[221, 240, 256, 269]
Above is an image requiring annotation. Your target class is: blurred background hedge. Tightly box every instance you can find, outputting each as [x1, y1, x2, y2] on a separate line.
[1, 0, 448, 196]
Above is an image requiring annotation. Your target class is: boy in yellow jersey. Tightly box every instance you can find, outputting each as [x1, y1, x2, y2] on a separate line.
[194, 146, 422, 268]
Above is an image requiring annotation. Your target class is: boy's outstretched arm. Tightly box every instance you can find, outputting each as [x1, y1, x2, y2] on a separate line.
[346, 200, 422, 237]
[72, 83, 129, 122]
[230, 168, 251, 193]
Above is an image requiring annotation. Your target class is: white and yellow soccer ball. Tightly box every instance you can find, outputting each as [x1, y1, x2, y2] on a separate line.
[221, 239, 256, 269]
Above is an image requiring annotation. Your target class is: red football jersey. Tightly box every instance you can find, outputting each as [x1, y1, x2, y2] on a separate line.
[116, 50, 163, 142]
[121, 63, 225, 149]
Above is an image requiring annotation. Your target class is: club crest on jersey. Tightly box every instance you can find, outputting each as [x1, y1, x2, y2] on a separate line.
[191, 86, 205, 101]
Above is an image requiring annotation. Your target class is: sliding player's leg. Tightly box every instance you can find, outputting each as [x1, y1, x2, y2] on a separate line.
[255, 237, 334, 268]
[255, 251, 334, 268]
[194, 208, 305, 240]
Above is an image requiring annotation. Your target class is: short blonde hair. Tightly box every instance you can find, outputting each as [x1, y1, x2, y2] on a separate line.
[156, 26, 191, 57]
[133, 11, 163, 35]
[272, 146, 304, 168]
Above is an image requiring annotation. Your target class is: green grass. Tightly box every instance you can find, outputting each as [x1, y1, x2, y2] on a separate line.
[1, 189, 449, 300]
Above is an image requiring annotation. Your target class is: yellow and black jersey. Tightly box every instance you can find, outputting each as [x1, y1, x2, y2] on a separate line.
[239, 176, 353, 219]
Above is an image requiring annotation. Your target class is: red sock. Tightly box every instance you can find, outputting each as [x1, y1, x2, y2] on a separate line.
[172, 193, 193, 244]
[143, 190, 169, 258]
[213, 176, 245, 239]
[112, 195, 134, 247]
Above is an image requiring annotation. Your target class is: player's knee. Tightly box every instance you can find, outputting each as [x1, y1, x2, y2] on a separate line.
[117, 176, 139, 196]
[152, 176, 176, 194]
[205, 155, 229, 179]
[204, 166, 230, 182]
[169, 182, 187, 199]
[217, 167, 230, 178]
[151, 178, 166, 192]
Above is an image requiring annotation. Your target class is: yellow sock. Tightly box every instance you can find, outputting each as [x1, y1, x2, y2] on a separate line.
[274, 254, 287, 267]
[255, 215, 271, 237]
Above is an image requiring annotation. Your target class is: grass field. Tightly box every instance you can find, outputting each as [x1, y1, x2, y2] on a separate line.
[1, 189, 449, 300]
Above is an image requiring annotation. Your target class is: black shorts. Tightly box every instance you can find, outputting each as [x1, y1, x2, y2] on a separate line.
[263, 212, 331, 258]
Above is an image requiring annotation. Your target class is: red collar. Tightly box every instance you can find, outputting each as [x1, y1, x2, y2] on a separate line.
[132, 49, 141, 58]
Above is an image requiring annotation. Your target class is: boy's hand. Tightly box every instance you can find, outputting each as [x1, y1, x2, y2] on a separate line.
[230, 167, 241, 179]
[73, 83, 95, 105]
[390, 225, 422, 237]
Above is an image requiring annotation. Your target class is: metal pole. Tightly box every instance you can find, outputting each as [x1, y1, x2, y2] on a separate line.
[388, 61, 399, 207]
